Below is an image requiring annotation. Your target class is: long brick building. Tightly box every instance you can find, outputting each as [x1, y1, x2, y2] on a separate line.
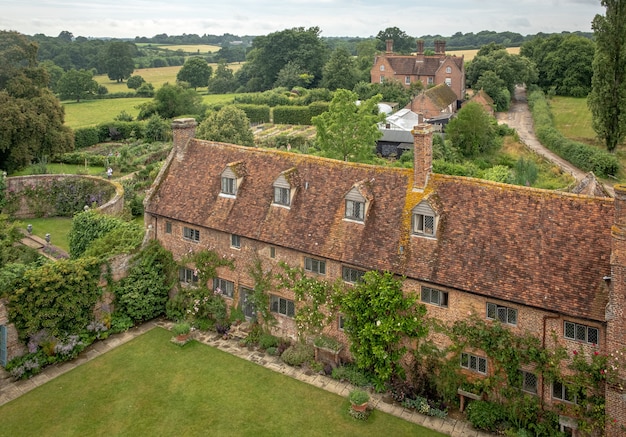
[144, 118, 626, 436]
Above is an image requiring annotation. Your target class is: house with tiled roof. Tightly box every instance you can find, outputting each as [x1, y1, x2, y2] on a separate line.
[370, 39, 465, 102]
[144, 118, 626, 436]
[464, 88, 495, 116]
[406, 83, 458, 122]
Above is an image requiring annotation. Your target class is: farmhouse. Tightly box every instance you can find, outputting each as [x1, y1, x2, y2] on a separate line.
[144, 118, 626, 436]
[370, 39, 465, 102]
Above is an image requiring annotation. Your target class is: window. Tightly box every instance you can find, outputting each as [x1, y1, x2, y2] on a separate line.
[413, 213, 435, 236]
[338, 314, 346, 331]
[405, 76, 411, 85]
[342, 267, 365, 284]
[460, 352, 487, 374]
[427, 77, 434, 85]
[421, 286, 448, 307]
[445, 66, 452, 74]
[270, 246, 276, 258]
[380, 65, 385, 71]
[214, 278, 234, 298]
[183, 226, 200, 242]
[380, 75, 385, 83]
[445, 78, 452, 86]
[564, 321, 599, 345]
[520, 370, 538, 394]
[553, 381, 577, 403]
[487, 302, 518, 325]
[221, 177, 237, 195]
[231, 234, 241, 249]
[179, 267, 198, 284]
[270, 295, 295, 317]
[274, 187, 291, 206]
[305, 257, 326, 275]
[345, 199, 365, 221]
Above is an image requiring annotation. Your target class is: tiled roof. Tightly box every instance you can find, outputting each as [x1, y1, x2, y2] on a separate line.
[424, 84, 458, 108]
[384, 55, 463, 76]
[146, 140, 613, 322]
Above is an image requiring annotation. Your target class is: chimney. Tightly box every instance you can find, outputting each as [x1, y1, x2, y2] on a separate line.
[416, 39, 424, 55]
[412, 118, 433, 191]
[172, 118, 197, 160]
[386, 39, 393, 54]
[608, 184, 626, 436]
[434, 39, 446, 55]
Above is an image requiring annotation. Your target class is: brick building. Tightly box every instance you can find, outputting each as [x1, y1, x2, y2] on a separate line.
[144, 118, 625, 435]
[370, 39, 465, 102]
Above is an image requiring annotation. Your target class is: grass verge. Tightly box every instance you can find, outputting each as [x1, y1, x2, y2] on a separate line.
[0, 328, 445, 437]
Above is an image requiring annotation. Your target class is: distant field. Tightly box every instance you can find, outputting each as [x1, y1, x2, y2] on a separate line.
[448, 46, 520, 62]
[550, 96, 596, 142]
[135, 43, 221, 53]
[63, 98, 150, 129]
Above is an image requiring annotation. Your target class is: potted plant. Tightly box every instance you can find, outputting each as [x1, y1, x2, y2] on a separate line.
[348, 389, 370, 412]
[172, 322, 191, 341]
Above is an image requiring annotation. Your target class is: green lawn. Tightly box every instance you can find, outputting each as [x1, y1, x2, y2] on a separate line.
[0, 328, 445, 437]
[16, 217, 72, 252]
[63, 97, 150, 129]
[550, 96, 596, 142]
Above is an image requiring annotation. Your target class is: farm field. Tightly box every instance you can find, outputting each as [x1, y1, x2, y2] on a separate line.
[135, 43, 221, 53]
[448, 46, 519, 61]
[0, 328, 444, 437]
[63, 98, 150, 129]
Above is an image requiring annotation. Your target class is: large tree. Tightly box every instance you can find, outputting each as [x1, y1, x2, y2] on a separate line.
[588, 0, 626, 152]
[0, 31, 73, 173]
[176, 57, 213, 90]
[103, 41, 134, 82]
[197, 106, 254, 146]
[152, 82, 203, 119]
[312, 89, 385, 162]
[321, 47, 359, 91]
[445, 101, 498, 157]
[57, 69, 99, 102]
[375, 27, 414, 54]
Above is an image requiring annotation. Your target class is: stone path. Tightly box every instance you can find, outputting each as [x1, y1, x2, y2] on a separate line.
[0, 320, 491, 437]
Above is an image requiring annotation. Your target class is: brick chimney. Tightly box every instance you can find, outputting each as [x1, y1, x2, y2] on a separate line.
[172, 118, 197, 160]
[416, 39, 424, 55]
[607, 184, 626, 437]
[412, 118, 433, 191]
[434, 39, 446, 55]
[386, 39, 393, 54]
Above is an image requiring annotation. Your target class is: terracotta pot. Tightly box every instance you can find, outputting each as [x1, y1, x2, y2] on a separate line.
[351, 402, 368, 413]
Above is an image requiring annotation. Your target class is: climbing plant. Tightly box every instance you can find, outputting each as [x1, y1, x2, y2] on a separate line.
[247, 255, 275, 326]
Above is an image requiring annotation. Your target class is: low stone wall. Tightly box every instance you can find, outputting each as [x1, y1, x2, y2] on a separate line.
[5, 174, 124, 218]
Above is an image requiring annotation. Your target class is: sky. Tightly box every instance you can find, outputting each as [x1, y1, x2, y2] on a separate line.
[0, 0, 605, 39]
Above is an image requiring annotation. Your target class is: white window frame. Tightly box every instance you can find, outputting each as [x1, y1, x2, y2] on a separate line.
[460, 352, 487, 375]
[421, 286, 448, 307]
[445, 77, 452, 86]
[427, 77, 434, 85]
[552, 381, 577, 403]
[564, 321, 599, 345]
[179, 267, 198, 284]
[183, 226, 200, 242]
[380, 75, 385, 83]
[405, 76, 411, 85]
[304, 257, 326, 275]
[486, 302, 518, 326]
[445, 66, 452, 74]
[274, 186, 291, 206]
[520, 370, 538, 394]
[270, 295, 295, 318]
[413, 213, 435, 236]
[345, 199, 365, 221]
[380, 65, 385, 71]
[214, 277, 234, 298]
[342, 267, 365, 284]
[221, 176, 237, 196]
[231, 234, 241, 249]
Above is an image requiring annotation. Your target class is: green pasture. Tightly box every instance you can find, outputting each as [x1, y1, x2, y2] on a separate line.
[550, 96, 597, 143]
[63, 98, 149, 129]
[0, 328, 444, 437]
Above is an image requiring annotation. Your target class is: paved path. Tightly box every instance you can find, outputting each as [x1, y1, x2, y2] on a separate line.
[0, 320, 491, 437]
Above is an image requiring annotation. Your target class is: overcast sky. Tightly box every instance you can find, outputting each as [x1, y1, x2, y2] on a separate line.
[1, 0, 605, 39]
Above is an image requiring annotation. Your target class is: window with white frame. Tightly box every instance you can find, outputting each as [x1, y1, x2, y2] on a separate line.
[220, 164, 243, 197]
[380, 75, 385, 83]
[274, 187, 290, 206]
[460, 352, 487, 374]
[231, 234, 241, 249]
[552, 381, 577, 403]
[486, 302, 518, 325]
[427, 77, 434, 85]
[213, 278, 234, 298]
[221, 176, 236, 195]
[345, 199, 365, 221]
[445, 66, 452, 74]
[564, 321, 599, 345]
[421, 286, 448, 307]
[304, 257, 326, 275]
[380, 65, 385, 71]
[405, 76, 411, 85]
[342, 267, 365, 284]
[270, 295, 295, 317]
[179, 267, 198, 284]
[520, 370, 538, 394]
[445, 78, 452, 86]
[412, 202, 437, 237]
[183, 226, 200, 242]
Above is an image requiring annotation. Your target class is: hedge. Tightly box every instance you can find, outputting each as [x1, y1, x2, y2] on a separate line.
[74, 127, 101, 149]
[234, 104, 271, 124]
[272, 106, 311, 125]
[527, 90, 619, 177]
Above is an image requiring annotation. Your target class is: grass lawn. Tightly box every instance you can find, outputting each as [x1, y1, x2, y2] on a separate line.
[63, 98, 150, 129]
[0, 328, 445, 437]
[12, 163, 106, 177]
[15, 217, 73, 252]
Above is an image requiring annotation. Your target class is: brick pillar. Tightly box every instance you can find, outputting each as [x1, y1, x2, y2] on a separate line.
[416, 39, 424, 55]
[607, 184, 626, 437]
[412, 121, 432, 191]
[386, 39, 393, 54]
[172, 118, 197, 161]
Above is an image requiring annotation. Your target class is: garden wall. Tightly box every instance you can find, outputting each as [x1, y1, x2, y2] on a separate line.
[6, 175, 124, 218]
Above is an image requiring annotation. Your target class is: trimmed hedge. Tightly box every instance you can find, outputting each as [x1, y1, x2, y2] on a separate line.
[272, 105, 311, 125]
[527, 90, 618, 177]
[74, 127, 101, 149]
[308, 101, 330, 117]
[234, 104, 271, 124]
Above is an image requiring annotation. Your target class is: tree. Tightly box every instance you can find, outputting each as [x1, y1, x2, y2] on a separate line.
[321, 47, 359, 91]
[197, 106, 254, 146]
[176, 57, 212, 90]
[103, 41, 134, 82]
[126, 74, 145, 90]
[150, 82, 203, 119]
[312, 89, 385, 162]
[446, 102, 498, 157]
[208, 61, 237, 94]
[0, 31, 73, 172]
[274, 61, 313, 89]
[57, 69, 98, 102]
[375, 27, 415, 54]
[588, 0, 626, 152]
[474, 71, 510, 112]
[39, 60, 64, 93]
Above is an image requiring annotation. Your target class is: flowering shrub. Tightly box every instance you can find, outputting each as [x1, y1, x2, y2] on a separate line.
[401, 396, 447, 418]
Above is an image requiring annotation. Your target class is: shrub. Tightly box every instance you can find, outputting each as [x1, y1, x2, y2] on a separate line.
[234, 104, 271, 124]
[74, 127, 101, 149]
[259, 333, 280, 350]
[280, 342, 314, 366]
[466, 400, 507, 432]
[331, 364, 371, 387]
[348, 389, 369, 405]
[272, 105, 311, 124]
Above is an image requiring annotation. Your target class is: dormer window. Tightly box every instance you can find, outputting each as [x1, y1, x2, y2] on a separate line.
[344, 180, 373, 223]
[220, 162, 246, 198]
[412, 201, 437, 237]
[272, 168, 298, 208]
